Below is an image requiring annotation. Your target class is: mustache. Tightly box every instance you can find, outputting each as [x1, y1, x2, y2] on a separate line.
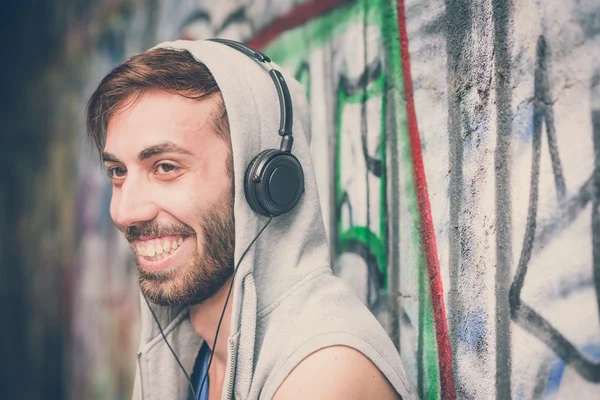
[124, 221, 196, 242]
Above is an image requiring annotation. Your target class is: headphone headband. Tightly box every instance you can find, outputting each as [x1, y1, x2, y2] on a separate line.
[207, 38, 294, 148]
[206, 38, 305, 217]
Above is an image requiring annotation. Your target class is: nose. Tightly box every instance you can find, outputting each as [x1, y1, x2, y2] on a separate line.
[110, 177, 159, 230]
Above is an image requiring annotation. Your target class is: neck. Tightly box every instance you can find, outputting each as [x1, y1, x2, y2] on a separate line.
[189, 277, 233, 366]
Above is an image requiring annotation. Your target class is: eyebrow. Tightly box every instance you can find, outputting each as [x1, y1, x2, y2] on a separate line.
[102, 152, 121, 163]
[101, 141, 193, 164]
[137, 141, 193, 161]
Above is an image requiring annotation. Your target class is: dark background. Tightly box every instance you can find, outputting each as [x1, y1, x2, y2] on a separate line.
[0, 1, 87, 398]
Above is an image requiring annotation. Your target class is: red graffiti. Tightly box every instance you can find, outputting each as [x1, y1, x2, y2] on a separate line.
[248, 0, 346, 49]
[396, 0, 457, 398]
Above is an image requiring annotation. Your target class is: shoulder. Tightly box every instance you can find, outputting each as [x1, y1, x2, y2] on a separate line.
[272, 345, 401, 400]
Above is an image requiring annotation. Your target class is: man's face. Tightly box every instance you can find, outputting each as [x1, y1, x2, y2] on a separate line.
[103, 91, 235, 307]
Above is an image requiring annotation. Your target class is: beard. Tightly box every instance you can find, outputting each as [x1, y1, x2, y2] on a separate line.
[125, 196, 235, 307]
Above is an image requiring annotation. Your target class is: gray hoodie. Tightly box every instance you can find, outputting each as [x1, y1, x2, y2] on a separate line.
[131, 39, 415, 400]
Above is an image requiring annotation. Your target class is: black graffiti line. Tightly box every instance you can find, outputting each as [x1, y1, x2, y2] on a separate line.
[339, 58, 382, 96]
[532, 172, 596, 255]
[360, 128, 382, 177]
[217, 6, 254, 35]
[531, 358, 553, 400]
[509, 36, 600, 382]
[293, 61, 310, 83]
[335, 9, 384, 310]
[179, 6, 254, 37]
[512, 302, 600, 382]
[341, 239, 385, 308]
[535, 36, 567, 200]
[359, 5, 382, 180]
[383, 3, 401, 350]
[338, 191, 354, 227]
[592, 108, 600, 334]
[360, 86, 383, 175]
[361, 3, 375, 310]
[510, 36, 562, 324]
[338, 58, 384, 178]
[294, 61, 311, 104]
[179, 10, 211, 33]
[544, 101, 567, 201]
[492, 0, 514, 396]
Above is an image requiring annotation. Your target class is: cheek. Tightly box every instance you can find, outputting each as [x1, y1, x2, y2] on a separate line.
[194, 156, 233, 204]
[158, 190, 197, 216]
[199, 141, 231, 181]
[156, 180, 230, 232]
[154, 185, 205, 230]
[151, 146, 232, 224]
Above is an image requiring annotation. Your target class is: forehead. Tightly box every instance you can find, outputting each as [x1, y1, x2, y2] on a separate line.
[105, 91, 219, 156]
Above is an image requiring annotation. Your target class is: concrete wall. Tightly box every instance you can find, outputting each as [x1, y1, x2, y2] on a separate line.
[67, 0, 600, 398]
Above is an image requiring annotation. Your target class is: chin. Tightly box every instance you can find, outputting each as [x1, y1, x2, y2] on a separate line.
[139, 262, 234, 308]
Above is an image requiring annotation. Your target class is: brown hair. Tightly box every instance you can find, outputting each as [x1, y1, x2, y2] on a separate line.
[86, 48, 230, 156]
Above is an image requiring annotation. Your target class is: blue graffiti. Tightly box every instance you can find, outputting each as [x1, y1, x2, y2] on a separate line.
[457, 308, 489, 352]
[544, 344, 600, 398]
[513, 101, 534, 143]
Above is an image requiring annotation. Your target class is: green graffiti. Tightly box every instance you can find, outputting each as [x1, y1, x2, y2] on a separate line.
[264, 1, 442, 397]
[265, 0, 383, 64]
[380, 0, 441, 398]
[294, 62, 311, 102]
[342, 75, 386, 104]
[336, 68, 387, 289]
[338, 226, 387, 287]
[265, 0, 389, 292]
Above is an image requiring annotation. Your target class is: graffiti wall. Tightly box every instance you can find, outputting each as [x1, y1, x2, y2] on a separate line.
[68, 0, 600, 398]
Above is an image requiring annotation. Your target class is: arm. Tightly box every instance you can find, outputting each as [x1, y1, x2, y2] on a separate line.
[272, 346, 401, 400]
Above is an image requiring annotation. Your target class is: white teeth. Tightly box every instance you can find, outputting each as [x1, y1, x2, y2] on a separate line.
[138, 237, 185, 260]
[147, 245, 156, 257]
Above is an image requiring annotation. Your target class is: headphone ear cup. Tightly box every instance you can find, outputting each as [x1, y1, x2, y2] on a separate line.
[244, 149, 304, 217]
[244, 150, 273, 216]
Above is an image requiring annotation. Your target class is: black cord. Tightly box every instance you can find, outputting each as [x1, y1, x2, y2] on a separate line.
[144, 295, 197, 400]
[144, 216, 272, 400]
[198, 216, 272, 397]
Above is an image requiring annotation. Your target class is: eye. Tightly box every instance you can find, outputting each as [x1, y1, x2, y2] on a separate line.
[155, 163, 179, 174]
[108, 166, 127, 179]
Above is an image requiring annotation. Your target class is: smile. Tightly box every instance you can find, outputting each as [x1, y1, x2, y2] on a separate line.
[135, 235, 187, 262]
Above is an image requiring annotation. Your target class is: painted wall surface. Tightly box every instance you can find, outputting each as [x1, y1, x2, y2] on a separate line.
[68, 0, 600, 399]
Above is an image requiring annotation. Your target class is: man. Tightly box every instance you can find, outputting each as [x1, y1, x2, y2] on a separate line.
[87, 39, 414, 400]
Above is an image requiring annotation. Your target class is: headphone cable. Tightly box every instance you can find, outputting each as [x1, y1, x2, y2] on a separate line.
[145, 216, 273, 400]
[144, 295, 197, 399]
[199, 216, 272, 397]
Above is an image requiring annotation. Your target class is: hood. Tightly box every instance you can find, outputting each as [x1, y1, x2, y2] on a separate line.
[136, 38, 330, 387]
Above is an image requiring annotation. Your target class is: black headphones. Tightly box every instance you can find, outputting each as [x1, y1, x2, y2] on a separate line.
[207, 38, 305, 217]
